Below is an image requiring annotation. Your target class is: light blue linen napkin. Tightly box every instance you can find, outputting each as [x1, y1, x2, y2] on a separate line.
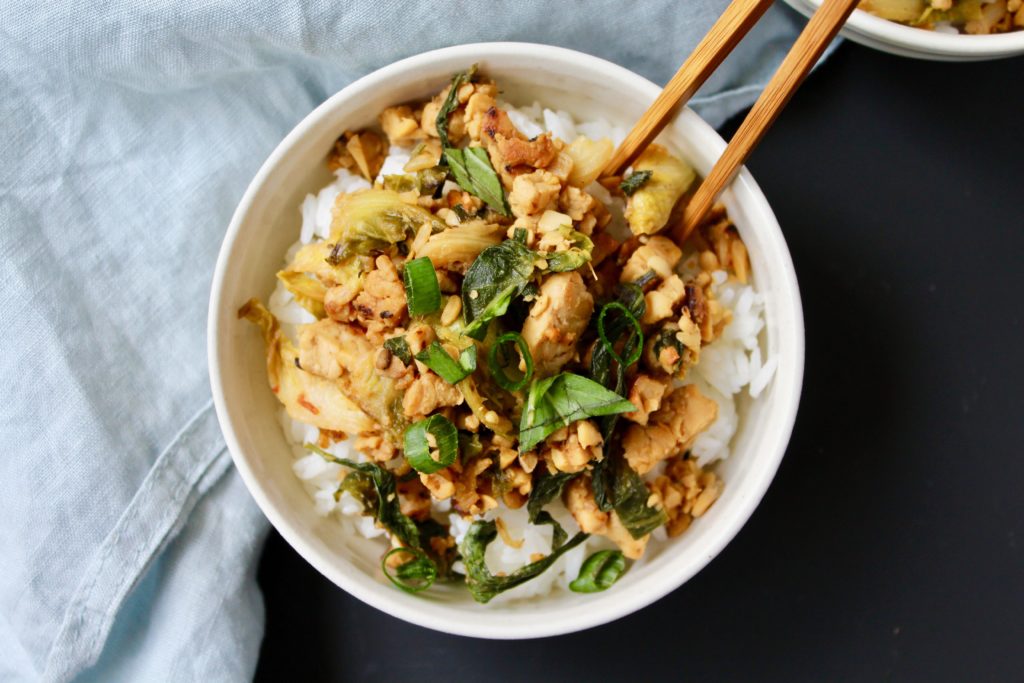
[0, 2, 814, 680]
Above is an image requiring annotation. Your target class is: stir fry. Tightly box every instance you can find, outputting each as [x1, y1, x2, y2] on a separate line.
[859, 0, 1023, 33]
[240, 66, 754, 601]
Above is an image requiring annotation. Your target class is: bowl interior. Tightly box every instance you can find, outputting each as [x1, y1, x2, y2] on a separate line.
[209, 43, 804, 638]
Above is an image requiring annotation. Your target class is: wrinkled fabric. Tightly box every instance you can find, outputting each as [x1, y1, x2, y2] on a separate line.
[0, 1, 811, 680]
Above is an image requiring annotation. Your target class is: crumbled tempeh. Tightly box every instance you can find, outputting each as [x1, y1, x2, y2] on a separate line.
[564, 476, 648, 559]
[521, 271, 594, 377]
[622, 384, 718, 474]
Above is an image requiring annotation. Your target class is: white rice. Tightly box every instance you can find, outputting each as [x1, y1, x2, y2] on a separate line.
[268, 104, 775, 601]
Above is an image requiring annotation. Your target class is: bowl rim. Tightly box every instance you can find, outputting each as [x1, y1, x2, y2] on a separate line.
[208, 41, 805, 638]
[787, 0, 1024, 59]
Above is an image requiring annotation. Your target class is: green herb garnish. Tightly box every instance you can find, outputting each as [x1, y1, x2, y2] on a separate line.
[436, 65, 477, 150]
[600, 446, 668, 538]
[462, 239, 536, 336]
[459, 520, 588, 603]
[597, 301, 643, 368]
[569, 550, 627, 593]
[306, 444, 420, 548]
[403, 256, 442, 316]
[487, 332, 533, 392]
[445, 146, 510, 216]
[384, 335, 413, 365]
[403, 414, 459, 474]
[619, 170, 653, 196]
[526, 470, 579, 547]
[590, 283, 646, 439]
[382, 546, 438, 593]
[518, 373, 635, 454]
[415, 341, 477, 384]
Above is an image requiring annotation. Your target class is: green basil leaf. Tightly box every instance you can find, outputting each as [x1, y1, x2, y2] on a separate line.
[609, 447, 667, 539]
[384, 335, 413, 365]
[415, 341, 476, 384]
[403, 414, 459, 474]
[403, 256, 442, 316]
[591, 283, 647, 440]
[569, 550, 627, 593]
[444, 146, 510, 216]
[619, 170, 653, 196]
[462, 239, 536, 335]
[436, 65, 477, 150]
[306, 444, 420, 548]
[526, 471, 579, 548]
[459, 520, 588, 603]
[519, 373, 635, 454]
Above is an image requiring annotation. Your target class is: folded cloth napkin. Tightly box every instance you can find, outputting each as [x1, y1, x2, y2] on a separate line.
[0, 2, 815, 680]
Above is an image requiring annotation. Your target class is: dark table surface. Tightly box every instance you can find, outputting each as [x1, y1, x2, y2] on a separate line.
[255, 41, 1024, 682]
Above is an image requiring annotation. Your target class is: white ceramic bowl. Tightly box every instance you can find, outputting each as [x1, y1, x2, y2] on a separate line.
[208, 42, 805, 638]
[785, 0, 1024, 60]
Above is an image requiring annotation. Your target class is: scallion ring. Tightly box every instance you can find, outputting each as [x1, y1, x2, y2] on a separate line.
[569, 549, 627, 593]
[381, 547, 438, 593]
[403, 256, 441, 316]
[403, 414, 459, 474]
[487, 332, 533, 392]
[597, 302, 643, 368]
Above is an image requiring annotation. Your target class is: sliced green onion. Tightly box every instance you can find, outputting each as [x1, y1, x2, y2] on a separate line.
[403, 414, 459, 474]
[569, 549, 627, 593]
[415, 341, 476, 384]
[382, 546, 438, 593]
[487, 332, 533, 392]
[384, 335, 412, 365]
[597, 302, 643, 368]
[403, 257, 441, 316]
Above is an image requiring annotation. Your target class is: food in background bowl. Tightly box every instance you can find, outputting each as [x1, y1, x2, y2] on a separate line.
[860, 0, 1023, 34]
[238, 66, 776, 603]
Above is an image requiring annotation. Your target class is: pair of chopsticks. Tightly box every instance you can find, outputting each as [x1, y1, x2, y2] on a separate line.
[603, 0, 859, 240]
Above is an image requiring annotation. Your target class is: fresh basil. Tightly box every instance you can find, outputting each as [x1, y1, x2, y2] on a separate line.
[462, 239, 536, 336]
[590, 283, 646, 439]
[306, 444, 420, 549]
[384, 335, 413, 365]
[620, 170, 653, 196]
[518, 373, 635, 454]
[610, 447, 668, 538]
[459, 520, 588, 603]
[436, 65, 477, 150]
[415, 341, 477, 384]
[526, 470, 579, 548]
[569, 550, 627, 593]
[445, 146, 510, 216]
[403, 414, 459, 474]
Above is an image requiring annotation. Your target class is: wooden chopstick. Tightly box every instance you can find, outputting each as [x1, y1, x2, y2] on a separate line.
[675, 0, 859, 239]
[603, 0, 775, 177]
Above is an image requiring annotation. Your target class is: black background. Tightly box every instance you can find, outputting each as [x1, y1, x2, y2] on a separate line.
[255, 42, 1024, 682]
